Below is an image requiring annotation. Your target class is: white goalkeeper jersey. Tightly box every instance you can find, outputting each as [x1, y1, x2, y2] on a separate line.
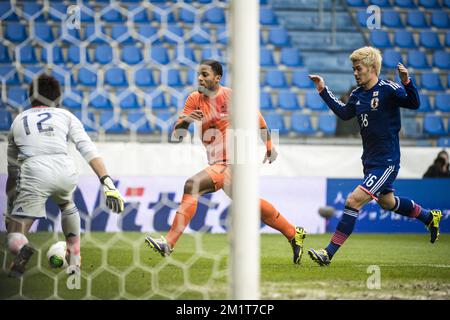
[7, 106, 99, 169]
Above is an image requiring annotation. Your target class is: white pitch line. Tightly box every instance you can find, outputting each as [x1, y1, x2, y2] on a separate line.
[354, 264, 450, 269]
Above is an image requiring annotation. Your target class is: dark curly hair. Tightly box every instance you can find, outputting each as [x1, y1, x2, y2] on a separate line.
[28, 74, 61, 107]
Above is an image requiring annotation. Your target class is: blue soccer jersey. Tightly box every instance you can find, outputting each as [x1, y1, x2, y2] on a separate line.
[319, 79, 420, 168]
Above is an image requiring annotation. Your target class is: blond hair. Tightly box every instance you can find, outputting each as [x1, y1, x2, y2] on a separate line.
[349, 46, 382, 76]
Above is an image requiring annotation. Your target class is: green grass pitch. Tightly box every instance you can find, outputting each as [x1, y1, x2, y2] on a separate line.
[0, 232, 449, 300]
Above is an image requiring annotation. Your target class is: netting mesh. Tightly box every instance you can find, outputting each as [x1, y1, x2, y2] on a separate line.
[0, 0, 232, 299]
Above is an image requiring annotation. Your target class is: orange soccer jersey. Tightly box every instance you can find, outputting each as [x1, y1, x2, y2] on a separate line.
[176, 85, 268, 164]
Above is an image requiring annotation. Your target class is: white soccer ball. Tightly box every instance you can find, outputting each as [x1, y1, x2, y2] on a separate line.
[47, 241, 68, 268]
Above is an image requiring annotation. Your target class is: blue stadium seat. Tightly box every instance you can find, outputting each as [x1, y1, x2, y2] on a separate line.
[134, 68, 157, 87]
[260, 48, 275, 66]
[121, 45, 143, 65]
[263, 112, 288, 135]
[189, 27, 211, 45]
[437, 137, 450, 147]
[51, 67, 75, 87]
[203, 7, 226, 24]
[94, 45, 113, 64]
[431, 11, 450, 28]
[370, 30, 392, 48]
[278, 90, 300, 110]
[394, 30, 416, 48]
[5, 23, 27, 42]
[102, 7, 124, 22]
[128, 4, 150, 23]
[395, 0, 417, 8]
[78, 67, 98, 87]
[100, 111, 126, 134]
[201, 47, 223, 61]
[127, 112, 152, 133]
[170, 93, 188, 109]
[260, 7, 278, 25]
[18, 45, 37, 64]
[305, 91, 327, 111]
[0, 2, 19, 21]
[357, 10, 369, 27]
[73, 111, 97, 132]
[268, 27, 290, 47]
[146, 92, 167, 109]
[407, 50, 430, 69]
[154, 111, 175, 132]
[346, 0, 366, 6]
[0, 44, 10, 63]
[447, 32, 450, 47]
[62, 90, 83, 110]
[445, 0, 450, 8]
[153, 6, 176, 23]
[402, 117, 421, 138]
[150, 46, 170, 64]
[433, 51, 450, 69]
[105, 67, 128, 87]
[60, 26, 81, 44]
[186, 69, 196, 86]
[137, 25, 158, 42]
[0, 66, 20, 85]
[417, 93, 432, 112]
[68, 45, 87, 64]
[84, 24, 107, 44]
[318, 113, 337, 135]
[164, 25, 184, 44]
[291, 113, 315, 135]
[420, 72, 443, 91]
[41, 45, 65, 64]
[90, 94, 112, 110]
[174, 46, 197, 65]
[217, 27, 228, 45]
[382, 11, 404, 28]
[292, 70, 314, 89]
[23, 3, 45, 21]
[7, 87, 28, 108]
[382, 49, 402, 69]
[369, 0, 391, 7]
[260, 92, 273, 110]
[48, 3, 67, 21]
[407, 11, 428, 28]
[419, 31, 442, 49]
[179, 8, 195, 24]
[35, 23, 54, 43]
[280, 48, 302, 67]
[0, 110, 12, 131]
[264, 70, 288, 88]
[435, 93, 450, 112]
[167, 69, 183, 87]
[118, 91, 140, 109]
[22, 66, 44, 84]
[79, 4, 95, 22]
[423, 114, 445, 136]
[419, 0, 441, 8]
[111, 25, 134, 44]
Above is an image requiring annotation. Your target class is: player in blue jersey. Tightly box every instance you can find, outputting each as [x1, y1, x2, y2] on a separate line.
[307, 46, 442, 266]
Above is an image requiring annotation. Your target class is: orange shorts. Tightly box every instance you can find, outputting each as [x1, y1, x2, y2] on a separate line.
[204, 164, 231, 192]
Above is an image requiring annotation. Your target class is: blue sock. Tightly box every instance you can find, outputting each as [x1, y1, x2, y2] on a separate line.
[325, 206, 359, 259]
[392, 197, 432, 225]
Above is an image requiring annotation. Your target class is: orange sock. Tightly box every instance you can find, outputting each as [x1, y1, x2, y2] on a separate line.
[165, 194, 198, 248]
[260, 198, 296, 240]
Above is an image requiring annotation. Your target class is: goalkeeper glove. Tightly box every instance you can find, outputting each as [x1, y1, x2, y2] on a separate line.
[100, 175, 124, 213]
[263, 147, 278, 164]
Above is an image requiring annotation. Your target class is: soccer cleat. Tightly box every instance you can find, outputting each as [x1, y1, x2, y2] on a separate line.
[308, 248, 331, 266]
[427, 210, 442, 244]
[8, 244, 35, 278]
[290, 227, 307, 264]
[145, 236, 173, 257]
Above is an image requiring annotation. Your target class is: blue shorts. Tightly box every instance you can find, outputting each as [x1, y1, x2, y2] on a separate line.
[359, 165, 398, 200]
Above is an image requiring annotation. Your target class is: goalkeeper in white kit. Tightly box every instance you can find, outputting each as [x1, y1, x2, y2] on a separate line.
[5, 74, 125, 277]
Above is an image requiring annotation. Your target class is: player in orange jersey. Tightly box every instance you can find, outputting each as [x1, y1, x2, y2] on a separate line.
[145, 60, 306, 264]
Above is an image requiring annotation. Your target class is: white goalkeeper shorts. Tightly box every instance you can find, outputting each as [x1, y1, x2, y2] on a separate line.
[10, 154, 78, 219]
